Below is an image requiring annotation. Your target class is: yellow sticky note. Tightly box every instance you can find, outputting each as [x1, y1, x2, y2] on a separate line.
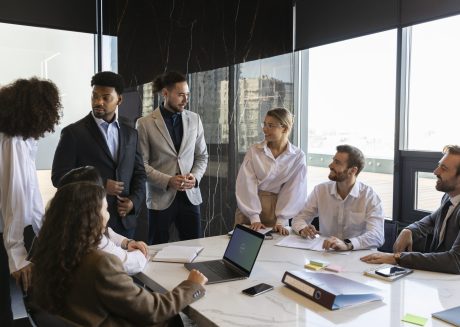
[304, 263, 323, 271]
[402, 313, 427, 326]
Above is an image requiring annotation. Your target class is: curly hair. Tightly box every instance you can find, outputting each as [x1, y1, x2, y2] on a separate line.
[33, 182, 106, 313]
[0, 77, 62, 140]
[91, 71, 124, 95]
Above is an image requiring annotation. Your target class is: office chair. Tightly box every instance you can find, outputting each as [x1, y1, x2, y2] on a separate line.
[377, 220, 398, 253]
[23, 292, 73, 327]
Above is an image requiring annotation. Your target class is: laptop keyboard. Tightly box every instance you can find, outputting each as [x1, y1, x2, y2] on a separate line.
[206, 261, 240, 278]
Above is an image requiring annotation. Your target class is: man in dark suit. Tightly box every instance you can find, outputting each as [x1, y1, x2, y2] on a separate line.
[52, 71, 146, 238]
[361, 145, 460, 274]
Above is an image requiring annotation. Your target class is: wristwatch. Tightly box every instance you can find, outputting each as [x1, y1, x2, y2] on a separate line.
[344, 239, 354, 250]
[122, 239, 133, 250]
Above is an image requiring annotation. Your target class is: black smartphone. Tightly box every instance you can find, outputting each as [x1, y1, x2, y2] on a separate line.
[242, 283, 274, 296]
[375, 266, 408, 277]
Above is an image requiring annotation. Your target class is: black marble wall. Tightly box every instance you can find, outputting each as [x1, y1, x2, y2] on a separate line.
[113, 0, 293, 87]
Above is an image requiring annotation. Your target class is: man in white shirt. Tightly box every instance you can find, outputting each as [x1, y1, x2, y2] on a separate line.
[292, 145, 385, 251]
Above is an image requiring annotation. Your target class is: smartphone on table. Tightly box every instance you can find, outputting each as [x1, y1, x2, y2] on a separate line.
[375, 266, 409, 277]
[242, 283, 274, 296]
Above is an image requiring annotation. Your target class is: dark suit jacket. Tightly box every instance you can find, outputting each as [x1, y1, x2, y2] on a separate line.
[400, 195, 460, 274]
[51, 113, 146, 231]
[33, 251, 205, 327]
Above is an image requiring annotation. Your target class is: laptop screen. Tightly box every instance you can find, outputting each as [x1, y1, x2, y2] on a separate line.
[223, 225, 264, 273]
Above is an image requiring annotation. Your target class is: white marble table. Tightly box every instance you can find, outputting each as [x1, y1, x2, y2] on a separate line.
[138, 233, 460, 327]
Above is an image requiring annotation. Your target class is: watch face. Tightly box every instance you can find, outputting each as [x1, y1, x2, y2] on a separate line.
[344, 239, 351, 244]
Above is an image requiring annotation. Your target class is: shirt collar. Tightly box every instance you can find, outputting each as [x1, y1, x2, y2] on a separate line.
[91, 109, 120, 128]
[330, 180, 361, 199]
[160, 103, 181, 119]
[449, 194, 460, 207]
[256, 141, 296, 155]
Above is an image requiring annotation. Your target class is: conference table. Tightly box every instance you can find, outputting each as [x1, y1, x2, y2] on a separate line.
[137, 232, 460, 327]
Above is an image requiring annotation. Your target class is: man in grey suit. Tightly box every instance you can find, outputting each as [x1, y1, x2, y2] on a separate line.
[361, 144, 460, 274]
[136, 71, 208, 245]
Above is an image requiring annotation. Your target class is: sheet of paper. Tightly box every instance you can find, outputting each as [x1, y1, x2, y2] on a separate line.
[276, 235, 350, 254]
[228, 225, 273, 236]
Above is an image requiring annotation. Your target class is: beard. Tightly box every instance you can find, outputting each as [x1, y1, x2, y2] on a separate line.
[92, 107, 106, 118]
[328, 170, 348, 182]
[435, 176, 456, 193]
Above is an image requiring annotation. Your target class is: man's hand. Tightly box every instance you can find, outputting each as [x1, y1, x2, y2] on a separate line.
[322, 236, 348, 251]
[168, 175, 187, 191]
[127, 240, 148, 257]
[273, 224, 289, 235]
[106, 179, 124, 196]
[11, 263, 33, 293]
[184, 173, 196, 189]
[299, 224, 319, 239]
[360, 252, 397, 265]
[117, 196, 133, 217]
[393, 229, 413, 252]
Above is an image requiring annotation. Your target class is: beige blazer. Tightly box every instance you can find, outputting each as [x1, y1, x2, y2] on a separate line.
[136, 108, 208, 210]
[34, 250, 205, 327]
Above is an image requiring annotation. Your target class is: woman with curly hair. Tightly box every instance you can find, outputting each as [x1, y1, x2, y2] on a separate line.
[33, 182, 207, 326]
[0, 77, 61, 327]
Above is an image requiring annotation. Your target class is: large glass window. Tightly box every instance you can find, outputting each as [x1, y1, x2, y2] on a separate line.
[306, 30, 397, 217]
[0, 22, 95, 204]
[407, 15, 460, 152]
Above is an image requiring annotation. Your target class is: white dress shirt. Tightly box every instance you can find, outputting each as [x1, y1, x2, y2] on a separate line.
[0, 134, 43, 272]
[292, 180, 385, 250]
[99, 227, 147, 275]
[236, 141, 307, 226]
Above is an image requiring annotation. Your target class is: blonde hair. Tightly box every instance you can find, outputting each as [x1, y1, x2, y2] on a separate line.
[266, 107, 293, 133]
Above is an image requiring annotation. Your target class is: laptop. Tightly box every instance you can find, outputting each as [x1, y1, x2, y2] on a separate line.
[184, 224, 265, 284]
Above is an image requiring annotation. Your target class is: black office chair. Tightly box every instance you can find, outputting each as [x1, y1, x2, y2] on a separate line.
[23, 293, 73, 327]
[377, 220, 398, 253]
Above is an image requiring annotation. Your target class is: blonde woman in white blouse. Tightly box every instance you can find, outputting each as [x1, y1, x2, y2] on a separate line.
[235, 108, 307, 235]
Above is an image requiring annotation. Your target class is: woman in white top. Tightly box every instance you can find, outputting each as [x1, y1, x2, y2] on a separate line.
[57, 166, 148, 275]
[235, 108, 307, 235]
[0, 77, 62, 326]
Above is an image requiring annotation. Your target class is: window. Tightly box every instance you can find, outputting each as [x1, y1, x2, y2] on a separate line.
[407, 15, 460, 151]
[0, 22, 96, 205]
[305, 30, 397, 217]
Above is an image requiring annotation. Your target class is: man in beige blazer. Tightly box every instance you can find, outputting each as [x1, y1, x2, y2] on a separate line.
[137, 71, 208, 244]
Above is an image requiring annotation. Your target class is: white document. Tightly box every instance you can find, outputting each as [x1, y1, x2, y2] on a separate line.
[150, 245, 204, 263]
[276, 235, 350, 254]
[228, 225, 273, 236]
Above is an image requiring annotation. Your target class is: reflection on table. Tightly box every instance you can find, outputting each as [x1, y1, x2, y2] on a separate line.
[138, 232, 460, 327]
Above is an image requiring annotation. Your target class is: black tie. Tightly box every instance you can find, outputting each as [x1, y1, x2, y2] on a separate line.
[440, 199, 452, 222]
[436, 199, 453, 248]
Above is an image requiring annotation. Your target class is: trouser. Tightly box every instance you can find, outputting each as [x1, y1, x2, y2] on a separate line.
[0, 233, 13, 327]
[148, 192, 202, 245]
[234, 190, 278, 227]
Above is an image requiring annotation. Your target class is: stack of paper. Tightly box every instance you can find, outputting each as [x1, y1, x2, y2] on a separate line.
[150, 245, 204, 263]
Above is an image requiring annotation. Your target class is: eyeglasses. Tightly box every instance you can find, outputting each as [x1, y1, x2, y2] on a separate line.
[261, 122, 284, 129]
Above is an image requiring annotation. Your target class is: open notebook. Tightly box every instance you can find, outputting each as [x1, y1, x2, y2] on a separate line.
[150, 245, 204, 263]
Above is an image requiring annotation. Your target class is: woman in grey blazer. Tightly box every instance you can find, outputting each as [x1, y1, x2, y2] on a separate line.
[32, 182, 207, 326]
